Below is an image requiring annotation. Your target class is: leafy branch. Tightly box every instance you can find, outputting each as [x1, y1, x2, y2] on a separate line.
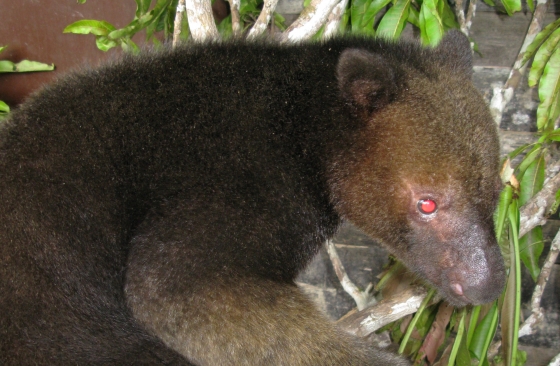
[0, 46, 55, 121]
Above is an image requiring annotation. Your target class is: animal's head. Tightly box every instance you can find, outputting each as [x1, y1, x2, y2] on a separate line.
[330, 31, 506, 306]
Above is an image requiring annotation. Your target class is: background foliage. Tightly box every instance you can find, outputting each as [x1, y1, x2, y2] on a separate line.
[0, 46, 54, 121]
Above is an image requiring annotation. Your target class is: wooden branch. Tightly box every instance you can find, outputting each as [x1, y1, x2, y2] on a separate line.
[519, 228, 560, 337]
[465, 0, 477, 33]
[337, 285, 430, 337]
[278, 0, 341, 43]
[326, 240, 375, 311]
[228, 0, 242, 37]
[519, 170, 560, 238]
[322, 0, 349, 39]
[489, 0, 550, 126]
[453, 0, 477, 50]
[247, 0, 280, 39]
[173, 0, 187, 47]
[549, 352, 560, 366]
[454, 0, 468, 36]
[185, 0, 220, 42]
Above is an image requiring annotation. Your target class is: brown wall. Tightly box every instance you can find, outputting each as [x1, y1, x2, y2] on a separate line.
[0, 1, 140, 106]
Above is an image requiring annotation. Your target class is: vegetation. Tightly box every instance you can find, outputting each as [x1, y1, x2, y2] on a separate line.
[0, 46, 54, 121]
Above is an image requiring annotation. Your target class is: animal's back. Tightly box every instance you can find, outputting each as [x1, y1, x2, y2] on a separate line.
[0, 40, 353, 364]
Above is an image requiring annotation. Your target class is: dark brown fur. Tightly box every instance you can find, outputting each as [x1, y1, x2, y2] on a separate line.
[0, 32, 504, 365]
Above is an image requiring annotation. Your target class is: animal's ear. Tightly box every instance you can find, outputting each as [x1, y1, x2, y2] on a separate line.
[337, 49, 397, 112]
[434, 30, 473, 77]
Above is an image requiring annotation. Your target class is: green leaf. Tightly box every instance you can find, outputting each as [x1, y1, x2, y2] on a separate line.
[111, 0, 172, 40]
[466, 305, 481, 347]
[449, 310, 469, 366]
[377, 0, 411, 39]
[407, 6, 420, 28]
[362, 0, 393, 28]
[515, 143, 542, 179]
[502, 200, 521, 366]
[63, 20, 116, 36]
[0, 46, 6, 53]
[0, 59, 54, 73]
[517, 350, 528, 366]
[481, 0, 495, 6]
[95, 36, 118, 52]
[539, 127, 560, 142]
[519, 227, 544, 281]
[0, 100, 9, 113]
[440, 0, 459, 30]
[528, 27, 560, 88]
[274, 13, 287, 32]
[217, 15, 233, 38]
[500, 0, 521, 15]
[108, 21, 143, 39]
[549, 89, 560, 130]
[77, 0, 86, 3]
[522, 18, 560, 67]
[375, 261, 405, 291]
[13, 60, 54, 72]
[157, 0, 180, 39]
[456, 325, 471, 366]
[549, 189, 560, 216]
[163, 0, 175, 37]
[472, 40, 481, 55]
[139, 0, 171, 27]
[398, 287, 436, 354]
[351, 0, 372, 32]
[507, 142, 536, 160]
[527, 0, 534, 11]
[419, 0, 444, 47]
[239, 0, 262, 31]
[536, 47, 560, 131]
[518, 154, 545, 281]
[519, 152, 545, 207]
[135, 0, 153, 18]
[339, 6, 351, 32]
[469, 301, 499, 363]
[0, 100, 9, 121]
[495, 184, 513, 245]
[121, 39, 140, 54]
[0, 60, 16, 72]
[437, 0, 444, 15]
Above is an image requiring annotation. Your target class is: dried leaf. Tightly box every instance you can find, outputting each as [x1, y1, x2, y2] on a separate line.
[418, 303, 454, 363]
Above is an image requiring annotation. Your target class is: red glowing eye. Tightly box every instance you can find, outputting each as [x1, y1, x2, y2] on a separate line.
[418, 199, 437, 214]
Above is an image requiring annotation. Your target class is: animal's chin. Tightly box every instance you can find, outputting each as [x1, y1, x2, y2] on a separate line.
[439, 289, 472, 307]
[414, 269, 475, 307]
[417, 277, 472, 307]
[400, 259, 502, 307]
[432, 274, 501, 307]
